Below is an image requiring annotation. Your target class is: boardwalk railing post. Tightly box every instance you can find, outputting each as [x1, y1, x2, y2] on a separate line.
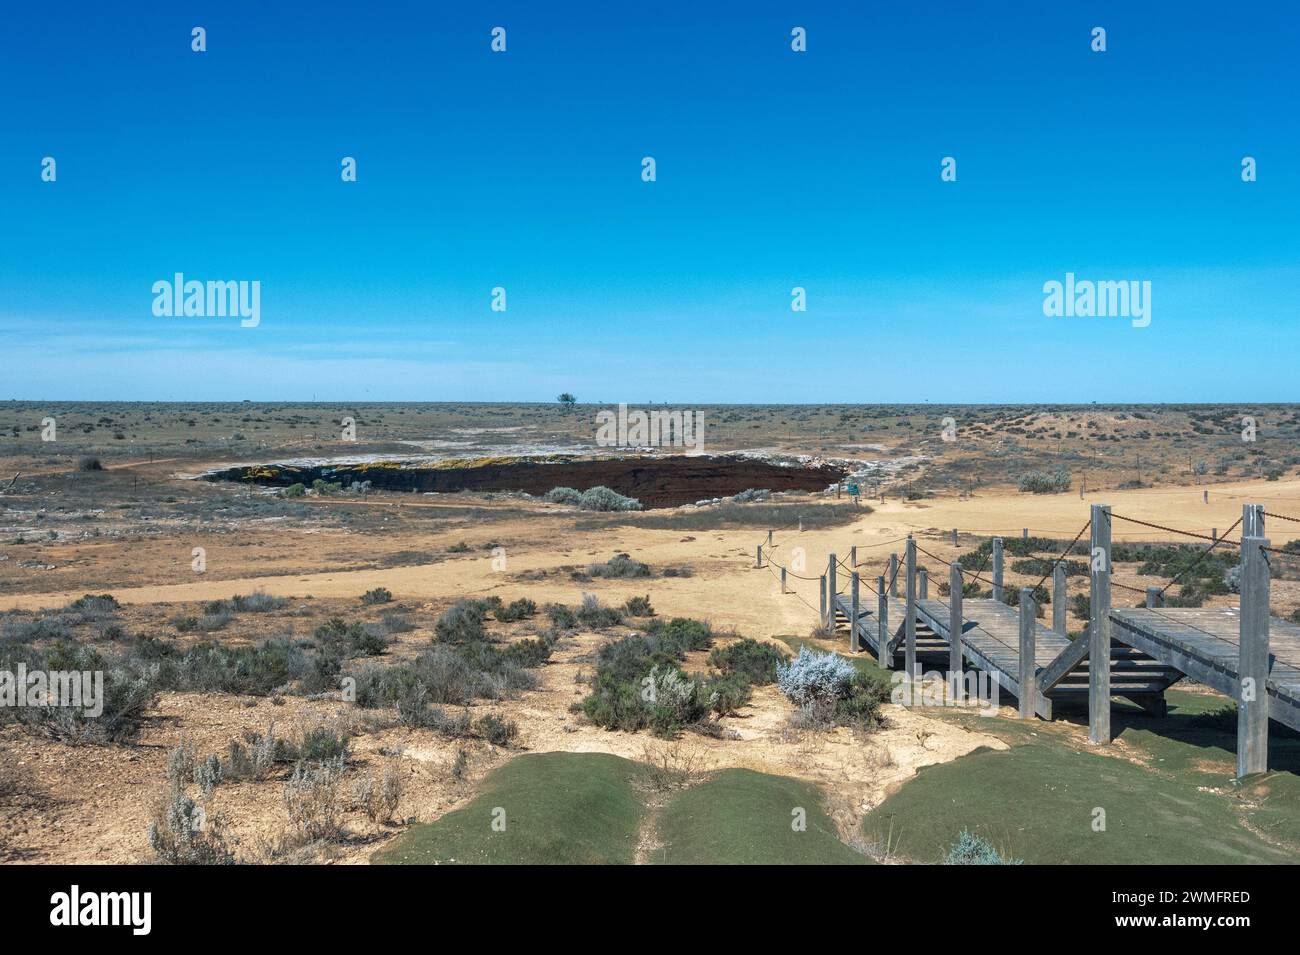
[780, 566, 787, 594]
[850, 545, 857, 568]
[828, 554, 837, 631]
[1238, 533, 1271, 777]
[1089, 504, 1112, 744]
[1052, 561, 1067, 636]
[1019, 588, 1038, 720]
[1243, 503, 1264, 537]
[877, 576, 891, 669]
[951, 528, 958, 546]
[1145, 587, 1161, 609]
[905, 537, 917, 678]
[919, 567, 929, 599]
[949, 562, 963, 701]
[767, 529, 774, 548]
[888, 553, 899, 597]
[850, 572, 860, 653]
[756, 545, 762, 569]
[992, 538, 1004, 602]
[819, 575, 827, 627]
[1022, 528, 1028, 540]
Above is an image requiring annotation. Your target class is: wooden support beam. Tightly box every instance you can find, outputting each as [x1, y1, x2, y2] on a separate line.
[850, 572, 860, 653]
[992, 538, 1004, 602]
[1089, 504, 1112, 744]
[1238, 534, 1271, 777]
[905, 537, 917, 677]
[1145, 587, 1161, 609]
[919, 567, 929, 599]
[1019, 588, 1038, 719]
[877, 578, 890, 670]
[949, 562, 963, 700]
[827, 554, 837, 630]
[1052, 561, 1067, 636]
[850, 545, 857, 568]
[888, 553, 898, 598]
[819, 575, 826, 627]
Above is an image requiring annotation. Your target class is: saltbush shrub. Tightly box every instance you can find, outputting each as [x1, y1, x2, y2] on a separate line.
[776, 646, 857, 705]
[1017, 467, 1071, 494]
[944, 829, 1021, 865]
[708, 638, 788, 685]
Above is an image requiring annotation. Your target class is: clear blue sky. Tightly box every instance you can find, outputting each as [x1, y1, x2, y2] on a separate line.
[1, 1, 1296, 402]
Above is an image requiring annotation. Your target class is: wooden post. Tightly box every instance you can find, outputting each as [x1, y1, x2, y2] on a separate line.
[1089, 504, 1112, 744]
[827, 554, 837, 630]
[1052, 561, 1067, 636]
[919, 567, 929, 599]
[756, 545, 762, 569]
[1019, 588, 1038, 720]
[850, 572, 860, 653]
[1145, 587, 1161, 608]
[1212, 528, 1218, 544]
[850, 545, 857, 568]
[949, 562, 963, 700]
[951, 528, 958, 546]
[877, 578, 891, 670]
[1238, 534, 1271, 777]
[1022, 528, 1028, 540]
[819, 575, 826, 626]
[992, 538, 1004, 602]
[905, 537, 917, 677]
[1203, 490, 1208, 504]
[888, 553, 898, 597]
[1243, 503, 1264, 538]
[780, 566, 787, 594]
[767, 529, 774, 547]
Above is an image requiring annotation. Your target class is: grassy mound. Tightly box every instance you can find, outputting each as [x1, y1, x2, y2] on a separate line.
[373, 753, 645, 864]
[375, 754, 869, 865]
[863, 741, 1293, 864]
[653, 768, 871, 865]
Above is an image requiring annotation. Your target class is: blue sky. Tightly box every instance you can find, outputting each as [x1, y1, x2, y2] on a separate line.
[1, 1, 1296, 402]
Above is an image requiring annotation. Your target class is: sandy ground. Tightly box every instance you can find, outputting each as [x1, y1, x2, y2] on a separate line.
[4, 472, 1298, 864]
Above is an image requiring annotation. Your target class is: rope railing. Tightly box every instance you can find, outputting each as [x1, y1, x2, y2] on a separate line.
[1109, 512, 1241, 547]
[1153, 516, 1243, 598]
[757, 499, 1275, 627]
[1029, 521, 1091, 594]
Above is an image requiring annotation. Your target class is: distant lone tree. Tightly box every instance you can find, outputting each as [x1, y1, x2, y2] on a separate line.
[557, 393, 577, 411]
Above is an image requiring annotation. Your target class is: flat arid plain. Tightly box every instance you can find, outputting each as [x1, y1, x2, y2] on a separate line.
[4, 401, 1300, 865]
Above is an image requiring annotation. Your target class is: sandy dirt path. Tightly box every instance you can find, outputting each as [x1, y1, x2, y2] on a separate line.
[6, 478, 1299, 628]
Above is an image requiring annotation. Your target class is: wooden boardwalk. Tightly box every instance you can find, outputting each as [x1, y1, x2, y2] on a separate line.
[803, 502, 1288, 775]
[833, 594, 1183, 719]
[1111, 607, 1300, 734]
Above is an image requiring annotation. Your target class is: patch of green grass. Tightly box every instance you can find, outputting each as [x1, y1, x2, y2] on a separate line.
[373, 753, 645, 864]
[864, 742, 1294, 864]
[653, 769, 871, 865]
